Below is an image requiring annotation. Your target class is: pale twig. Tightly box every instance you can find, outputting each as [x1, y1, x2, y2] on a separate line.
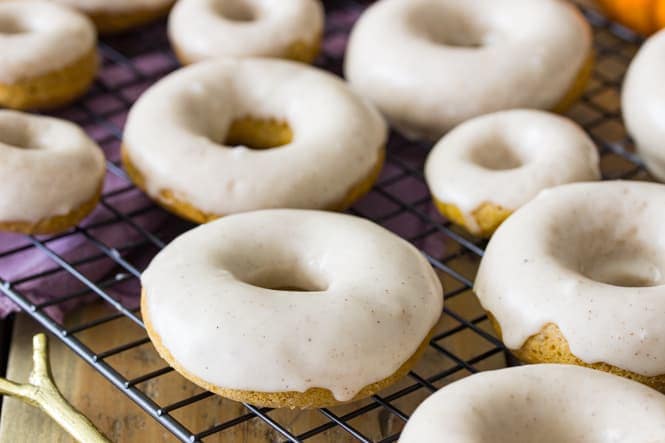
[0, 333, 109, 443]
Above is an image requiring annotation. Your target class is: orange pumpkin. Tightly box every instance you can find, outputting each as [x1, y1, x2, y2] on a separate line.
[658, 1, 665, 28]
[596, 0, 665, 35]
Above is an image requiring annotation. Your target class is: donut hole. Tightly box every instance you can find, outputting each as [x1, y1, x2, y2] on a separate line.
[224, 116, 293, 150]
[408, 3, 488, 48]
[580, 243, 665, 288]
[549, 209, 665, 288]
[213, 0, 257, 22]
[0, 16, 29, 35]
[0, 130, 41, 150]
[242, 266, 328, 292]
[469, 139, 524, 171]
[471, 407, 595, 443]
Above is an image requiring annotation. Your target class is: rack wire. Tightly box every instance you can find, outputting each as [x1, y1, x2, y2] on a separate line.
[0, 2, 648, 441]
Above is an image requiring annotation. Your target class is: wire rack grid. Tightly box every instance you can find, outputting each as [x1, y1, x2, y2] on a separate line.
[0, 2, 648, 442]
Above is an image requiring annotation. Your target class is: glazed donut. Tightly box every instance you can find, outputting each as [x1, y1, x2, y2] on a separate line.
[0, 111, 106, 235]
[475, 181, 665, 392]
[425, 110, 600, 237]
[50, 0, 175, 34]
[623, 29, 665, 182]
[168, 0, 324, 65]
[123, 58, 386, 223]
[142, 209, 443, 408]
[345, 0, 593, 140]
[0, 1, 98, 110]
[400, 364, 665, 442]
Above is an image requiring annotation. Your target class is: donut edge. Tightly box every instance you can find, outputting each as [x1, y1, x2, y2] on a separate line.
[88, 2, 176, 34]
[0, 48, 99, 111]
[487, 312, 665, 394]
[432, 198, 512, 238]
[121, 144, 385, 224]
[551, 53, 595, 114]
[0, 183, 103, 235]
[141, 288, 435, 409]
[171, 33, 323, 66]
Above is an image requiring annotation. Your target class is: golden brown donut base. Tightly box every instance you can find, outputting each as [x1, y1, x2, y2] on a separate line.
[172, 34, 322, 65]
[431, 55, 594, 238]
[551, 53, 595, 114]
[143, 288, 434, 408]
[121, 116, 385, 223]
[88, 2, 175, 34]
[224, 116, 294, 149]
[0, 49, 98, 111]
[487, 313, 665, 393]
[0, 186, 102, 235]
[433, 198, 511, 239]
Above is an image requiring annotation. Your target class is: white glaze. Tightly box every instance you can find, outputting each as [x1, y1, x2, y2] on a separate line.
[475, 181, 665, 376]
[400, 364, 665, 443]
[142, 210, 443, 401]
[623, 29, 665, 182]
[123, 58, 387, 216]
[0, 1, 96, 83]
[0, 110, 106, 223]
[49, 0, 173, 14]
[168, 0, 324, 63]
[344, 0, 592, 140]
[425, 110, 600, 235]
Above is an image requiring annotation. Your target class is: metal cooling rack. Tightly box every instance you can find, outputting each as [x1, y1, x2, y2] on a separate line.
[0, 3, 649, 442]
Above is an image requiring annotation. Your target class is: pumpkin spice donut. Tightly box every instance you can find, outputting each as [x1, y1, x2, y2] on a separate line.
[141, 209, 443, 408]
[425, 110, 600, 237]
[345, 0, 594, 140]
[168, 0, 324, 65]
[0, 111, 106, 235]
[475, 181, 665, 392]
[50, 0, 175, 34]
[623, 29, 665, 182]
[400, 365, 665, 442]
[0, 1, 98, 110]
[123, 58, 387, 223]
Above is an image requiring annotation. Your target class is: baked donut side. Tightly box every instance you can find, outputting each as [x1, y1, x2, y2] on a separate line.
[551, 53, 595, 114]
[432, 201, 512, 239]
[51, 0, 176, 34]
[121, 145, 384, 224]
[169, 0, 324, 65]
[143, 291, 434, 408]
[0, 111, 106, 235]
[0, 1, 98, 110]
[475, 181, 665, 391]
[425, 110, 600, 237]
[0, 189, 103, 236]
[488, 316, 665, 393]
[0, 49, 98, 111]
[123, 58, 386, 222]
